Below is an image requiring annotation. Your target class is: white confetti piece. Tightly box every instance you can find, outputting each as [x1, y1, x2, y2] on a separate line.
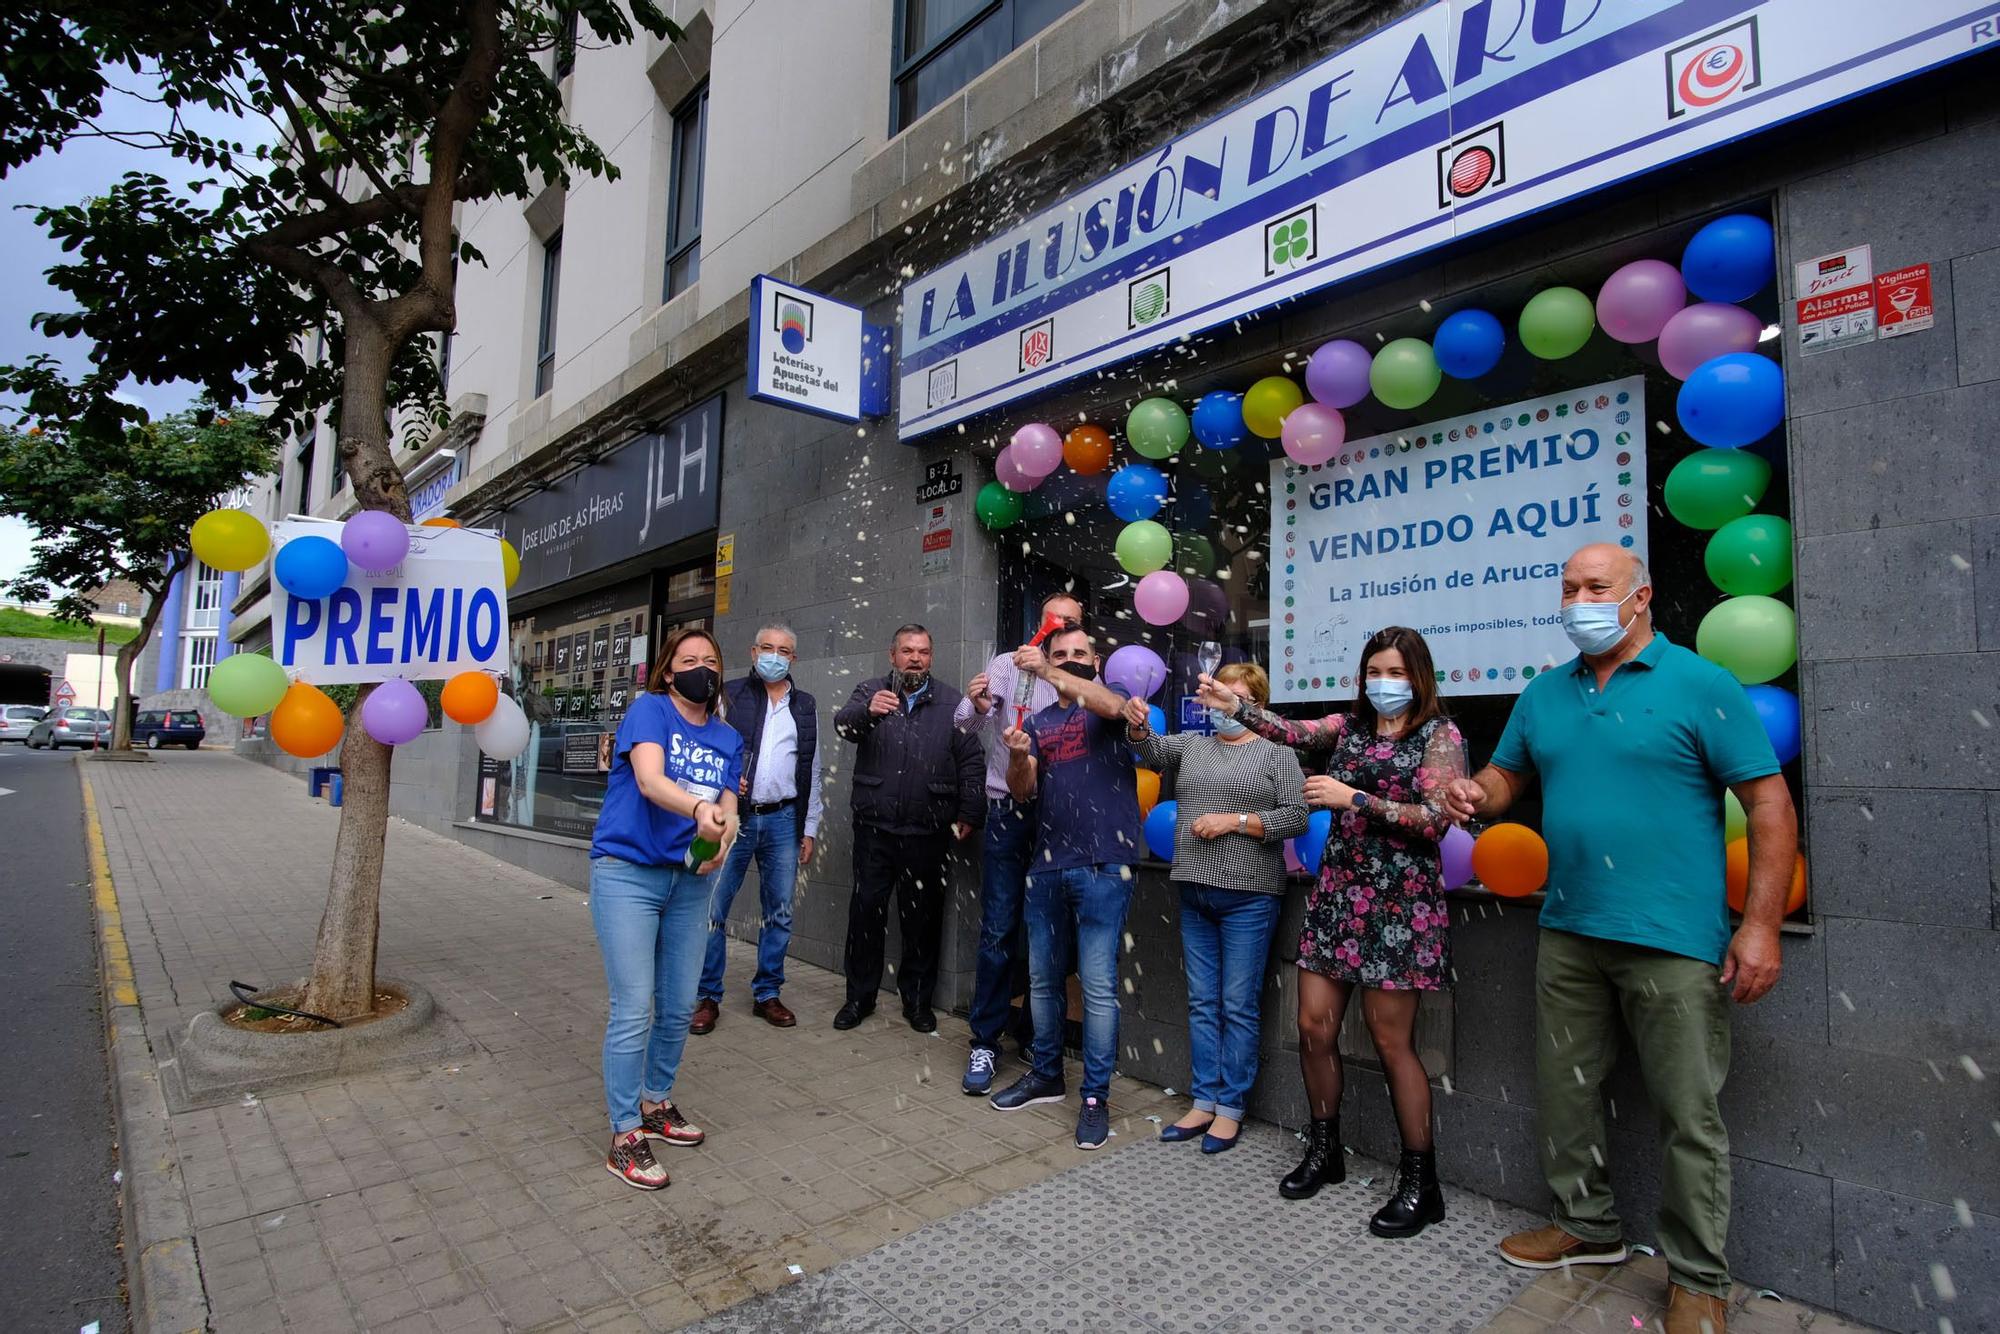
[1932, 1263, 1957, 1301]
[1961, 1055, 1985, 1081]
[787, 1264, 804, 1276]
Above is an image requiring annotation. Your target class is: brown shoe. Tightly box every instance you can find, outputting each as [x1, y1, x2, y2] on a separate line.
[752, 997, 797, 1027]
[688, 998, 719, 1035]
[1665, 1284, 1727, 1334]
[1498, 1224, 1629, 1270]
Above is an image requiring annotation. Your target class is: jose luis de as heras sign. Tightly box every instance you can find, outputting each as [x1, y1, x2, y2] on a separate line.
[1272, 377, 1648, 703]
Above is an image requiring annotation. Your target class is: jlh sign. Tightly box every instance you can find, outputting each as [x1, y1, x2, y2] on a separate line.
[747, 275, 891, 423]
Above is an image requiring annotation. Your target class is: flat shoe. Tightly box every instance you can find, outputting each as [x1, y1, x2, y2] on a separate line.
[1160, 1121, 1212, 1143]
[1200, 1131, 1239, 1155]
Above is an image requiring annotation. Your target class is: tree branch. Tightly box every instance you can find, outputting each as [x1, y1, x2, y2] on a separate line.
[255, 55, 358, 222]
[283, 73, 421, 221]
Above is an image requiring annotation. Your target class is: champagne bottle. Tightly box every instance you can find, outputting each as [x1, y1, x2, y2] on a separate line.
[683, 832, 720, 871]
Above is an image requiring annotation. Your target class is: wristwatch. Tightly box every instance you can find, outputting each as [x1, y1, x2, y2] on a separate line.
[1236, 812, 1248, 833]
[1351, 791, 1371, 811]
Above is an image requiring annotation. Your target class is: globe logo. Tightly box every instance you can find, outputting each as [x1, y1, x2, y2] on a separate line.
[778, 301, 809, 354]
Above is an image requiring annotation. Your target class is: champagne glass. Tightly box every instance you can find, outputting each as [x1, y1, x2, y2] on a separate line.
[1197, 640, 1223, 679]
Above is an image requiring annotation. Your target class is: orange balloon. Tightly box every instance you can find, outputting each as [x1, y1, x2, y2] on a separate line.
[1471, 823, 1549, 898]
[1063, 424, 1114, 475]
[421, 517, 462, 528]
[1725, 839, 1807, 915]
[440, 671, 500, 725]
[1135, 767, 1161, 818]
[269, 682, 345, 759]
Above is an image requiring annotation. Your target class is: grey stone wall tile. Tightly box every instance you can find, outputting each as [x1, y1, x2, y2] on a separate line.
[1798, 523, 1977, 659]
[1806, 789, 1994, 929]
[1823, 917, 2000, 1061]
[1789, 379, 2000, 535]
[1807, 653, 2000, 790]
[1034, 0, 1122, 97]
[849, 139, 905, 217]
[1733, 926, 1830, 1048]
[1978, 516, 2000, 652]
[1443, 906, 1542, 1103]
[1834, 1180, 1999, 1334]
[964, 47, 1038, 142]
[1954, 247, 2000, 386]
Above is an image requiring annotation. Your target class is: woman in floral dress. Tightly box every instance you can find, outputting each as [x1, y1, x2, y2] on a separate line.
[1201, 625, 1466, 1237]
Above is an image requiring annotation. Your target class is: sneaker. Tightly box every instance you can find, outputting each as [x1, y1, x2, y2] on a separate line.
[639, 1102, 706, 1148]
[1075, 1097, 1110, 1150]
[989, 1072, 1065, 1112]
[607, 1132, 669, 1189]
[962, 1047, 998, 1096]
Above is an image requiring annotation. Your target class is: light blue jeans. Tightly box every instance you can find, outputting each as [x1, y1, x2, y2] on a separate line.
[698, 804, 800, 1004]
[1026, 864, 1134, 1102]
[590, 855, 712, 1134]
[1177, 881, 1283, 1122]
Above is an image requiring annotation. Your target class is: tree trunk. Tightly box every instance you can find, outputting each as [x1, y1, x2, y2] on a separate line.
[107, 560, 184, 752]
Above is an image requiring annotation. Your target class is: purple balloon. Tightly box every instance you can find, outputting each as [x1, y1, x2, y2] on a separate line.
[1596, 259, 1687, 344]
[1180, 578, 1229, 636]
[1133, 571, 1189, 626]
[1657, 302, 1763, 380]
[1011, 422, 1063, 478]
[360, 677, 428, 745]
[1305, 339, 1373, 409]
[994, 445, 1039, 493]
[342, 509, 411, 573]
[1104, 644, 1167, 700]
[1441, 824, 1475, 890]
[1281, 402, 1345, 466]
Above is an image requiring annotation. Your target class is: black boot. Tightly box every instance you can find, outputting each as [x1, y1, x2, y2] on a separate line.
[1369, 1148, 1446, 1237]
[1279, 1118, 1346, 1200]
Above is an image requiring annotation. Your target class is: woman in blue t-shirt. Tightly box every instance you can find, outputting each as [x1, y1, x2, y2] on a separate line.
[591, 627, 744, 1190]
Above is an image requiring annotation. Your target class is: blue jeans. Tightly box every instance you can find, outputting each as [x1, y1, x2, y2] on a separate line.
[590, 856, 712, 1134]
[970, 797, 1037, 1052]
[1177, 882, 1283, 1122]
[1026, 864, 1133, 1101]
[698, 804, 800, 1003]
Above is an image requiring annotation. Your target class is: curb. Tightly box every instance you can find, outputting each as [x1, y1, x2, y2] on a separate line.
[81, 767, 211, 1334]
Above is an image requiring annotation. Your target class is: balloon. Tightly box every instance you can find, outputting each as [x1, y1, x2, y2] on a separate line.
[1280, 402, 1345, 466]
[1744, 684, 1801, 765]
[1292, 809, 1334, 876]
[1305, 339, 1372, 408]
[342, 510, 410, 573]
[1181, 577, 1229, 636]
[1595, 259, 1687, 344]
[1369, 338, 1442, 410]
[1106, 464, 1169, 522]
[1134, 570, 1189, 626]
[1657, 302, 1764, 380]
[1144, 801, 1178, 862]
[1104, 644, 1166, 699]
[1127, 704, 1169, 765]
[1432, 309, 1505, 379]
[1283, 839, 1304, 876]
[1127, 397, 1190, 459]
[1173, 533, 1216, 578]
[269, 682, 345, 759]
[1135, 768, 1162, 818]
[1010, 423, 1064, 478]
[441, 671, 500, 725]
[1682, 214, 1775, 303]
[1677, 353, 1785, 449]
[994, 445, 1038, 492]
[1724, 789, 1747, 842]
[421, 517, 462, 528]
[274, 535, 349, 599]
[1664, 449, 1771, 530]
[500, 538, 521, 588]
[1164, 481, 1212, 532]
[1696, 595, 1797, 684]
[1705, 514, 1794, 595]
[206, 652, 289, 718]
[1726, 840, 1807, 915]
[475, 693, 531, 760]
[1190, 392, 1248, 450]
[1472, 823, 1549, 897]
[190, 509, 269, 572]
[1114, 520, 1173, 575]
[361, 677, 429, 745]
[1242, 376, 1304, 438]
[1440, 825, 1475, 890]
[1063, 424, 1114, 474]
[975, 481, 1026, 530]
[1518, 287, 1596, 360]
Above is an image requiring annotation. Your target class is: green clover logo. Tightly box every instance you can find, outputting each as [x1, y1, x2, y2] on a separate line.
[1269, 215, 1311, 269]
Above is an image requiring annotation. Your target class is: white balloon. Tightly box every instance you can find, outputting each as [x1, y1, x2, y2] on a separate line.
[474, 693, 530, 760]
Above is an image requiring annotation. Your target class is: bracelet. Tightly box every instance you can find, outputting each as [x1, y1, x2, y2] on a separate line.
[692, 799, 708, 822]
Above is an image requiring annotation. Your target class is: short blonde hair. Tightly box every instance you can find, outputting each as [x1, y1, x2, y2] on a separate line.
[1215, 661, 1269, 706]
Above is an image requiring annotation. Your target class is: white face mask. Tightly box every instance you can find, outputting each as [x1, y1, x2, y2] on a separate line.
[1365, 679, 1414, 717]
[1560, 588, 1638, 655]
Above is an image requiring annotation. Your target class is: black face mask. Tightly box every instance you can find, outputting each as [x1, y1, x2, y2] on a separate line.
[895, 668, 931, 694]
[670, 665, 720, 705]
[1055, 661, 1097, 682]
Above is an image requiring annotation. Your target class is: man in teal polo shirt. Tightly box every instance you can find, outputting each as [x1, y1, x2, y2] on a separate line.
[1444, 543, 1797, 1334]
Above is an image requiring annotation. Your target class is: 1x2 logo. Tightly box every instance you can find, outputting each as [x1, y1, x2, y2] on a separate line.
[1018, 319, 1053, 371]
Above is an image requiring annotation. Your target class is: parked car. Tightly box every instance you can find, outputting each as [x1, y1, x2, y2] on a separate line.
[27, 706, 112, 749]
[133, 708, 207, 750]
[1, 704, 47, 742]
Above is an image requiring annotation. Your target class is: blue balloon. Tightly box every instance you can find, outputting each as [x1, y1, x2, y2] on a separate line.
[1291, 808, 1334, 875]
[1681, 214, 1774, 303]
[1106, 463, 1169, 522]
[1744, 684, 1801, 765]
[1191, 391, 1248, 450]
[274, 535, 349, 599]
[1432, 308, 1505, 379]
[1676, 352, 1785, 449]
[1165, 481, 1212, 531]
[1144, 800, 1178, 862]
[1128, 705, 1169, 763]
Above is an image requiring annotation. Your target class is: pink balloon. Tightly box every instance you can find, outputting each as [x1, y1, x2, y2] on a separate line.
[1657, 302, 1763, 380]
[1010, 422, 1063, 478]
[1305, 339, 1372, 408]
[994, 445, 1039, 493]
[1281, 401, 1345, 466]
[1133, 571, 1189, 626]
[1440, 824, 1475, 890]
[1596, 259, 1687, 344]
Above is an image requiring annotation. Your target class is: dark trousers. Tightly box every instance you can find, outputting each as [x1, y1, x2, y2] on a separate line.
[844, 823, 952, 1008]
[969, 797, 1038, 1052]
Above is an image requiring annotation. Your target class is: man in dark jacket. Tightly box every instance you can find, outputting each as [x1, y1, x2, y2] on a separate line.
[832, 622, 983, 1032]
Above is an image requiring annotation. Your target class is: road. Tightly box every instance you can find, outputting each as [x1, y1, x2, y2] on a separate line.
[0, 743, 128, 1334]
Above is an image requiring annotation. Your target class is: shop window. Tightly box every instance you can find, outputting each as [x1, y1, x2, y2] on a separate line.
[891, 0, 1078, 134]
[664, 85, 707, 301]
[535, 229, 563, 398]
[555, 8, 579, 78]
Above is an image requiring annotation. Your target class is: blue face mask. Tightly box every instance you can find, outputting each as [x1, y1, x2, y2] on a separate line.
[1365, 679, 1414, 717]
[1207, 708, 1248, 737]
[1560, 590, 1636, 656]
[754, 653, 791, 683]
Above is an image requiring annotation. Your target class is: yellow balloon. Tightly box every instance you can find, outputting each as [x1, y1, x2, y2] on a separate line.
[500, 538, 521, 588]
[1242, 376, 1304, 439]
[190, 509, 270, 572]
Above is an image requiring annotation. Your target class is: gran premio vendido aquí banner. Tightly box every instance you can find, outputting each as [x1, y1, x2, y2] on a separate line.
[1270, 375, 1648, 702]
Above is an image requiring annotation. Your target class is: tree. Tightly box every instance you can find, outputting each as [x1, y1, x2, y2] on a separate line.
[0, 362, 277, 751]
[1, 1, 677, 1019]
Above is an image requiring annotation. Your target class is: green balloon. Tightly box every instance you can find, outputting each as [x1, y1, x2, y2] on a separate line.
[1127, 397, 1190, 459]
[1696, 595, 1796, 684]
[1518, 286, 1596, 359]
[1173, 533, 1217, 578]
[1369, 338, 1442, 410]
[975, 481, 1025, 530]
[207, 651, 289, 718]
[1115, 519, 1173, 575]
[1724, 789, 1747, 842]
[1705, 514, 1794, 595]
[1664, 449, 1771, 530]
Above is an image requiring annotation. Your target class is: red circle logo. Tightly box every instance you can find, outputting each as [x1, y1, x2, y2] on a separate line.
[1446, 146, 1496, 198]
[1680, 43, 1746, 107]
